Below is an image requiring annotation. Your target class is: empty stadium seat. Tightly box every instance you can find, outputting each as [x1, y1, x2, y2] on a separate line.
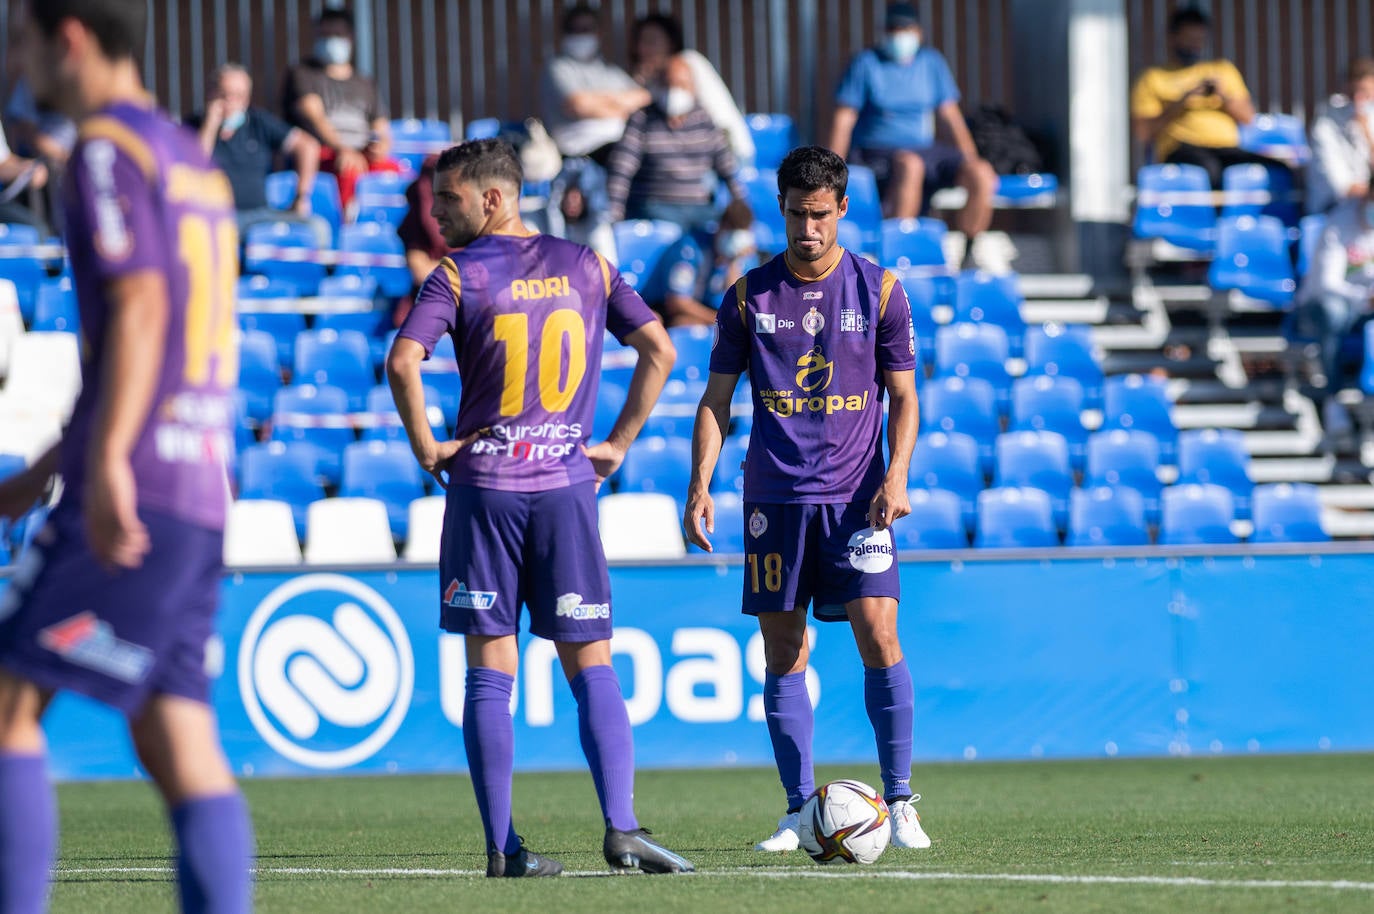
[845, 165, 884, 252]
[402, 495, 446, 562]
[712, 436, 749, 495]
[341, 440, 427, 540]
[975, 486, 1057, 548]
[0, 223, 46, 321]
[336, 222, 411, 298]
[1011, 374, 1088, 468]
[919, 375, 1000, 469]
[897, 270, 941, 370]
[223, 499, 302, 566]
[993, 173, 1059, 207]
[421, 333, 463, 425]
[1208, 214, 1296, 307]
[935, 322, 1011, 401]
[1177, 428, 1253, 517]
[1024, 323, 1103, 406]
[30, 277, 77, 334]
[391, 118, 451, 174]
[1238, 113, 1310, 165]
[1160, 483, 1237, 546]
[1067, 486, 1149, 547]
[741, 167, 784, 247]
[316, 273, 381, 313]
[1296, 213, 1324, 279]
[668, 324, 714, 382]
[1103, 374, 1177, 461]
[237, 275, 304, 366]
[1085, 428, 1163, 523]
[5, 331, 81, 418]
[265, 170, 342, 241]
[994, 430, 1073, 526]
[880, 218, 946, 271]
[619, 436, 692, 495]
[612, 220, 683, 293]
[1250, 482, 1328, 544]
[354, 171, 411, 226]
[1133, 163, 1216, 250]
[237, 329, 282, 423]
[908, 430, 981, 526]
[746, 113, 797, 170]
[231, 389, 256, 454]
[598, 492, 687, 560]
[837, 218, 867, 255]
[894, 488, 966, 549]
[244, 220, 326, 294]
[1219, 163, 1296, 223]
[294, 328, 375, 411]
[237, 440, 324, 540]
[697, 491, 746, 555]
[363, 382, 445, 443]
[270, 383, 353, 485]
[304, 497, 397, 563]
[953, 270, 1025, 354]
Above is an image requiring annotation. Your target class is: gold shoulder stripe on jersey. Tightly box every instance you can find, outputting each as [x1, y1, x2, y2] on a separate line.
[879, 269, 898, 320]
[595, 251, 612, 297]
[439, 256, 462, 308]
[734, 274, 749, 327]
[79, 116, 158, 180]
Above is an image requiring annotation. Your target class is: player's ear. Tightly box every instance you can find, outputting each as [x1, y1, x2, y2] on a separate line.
[837, 195, 849, 219]
[481, 184, 504, 215]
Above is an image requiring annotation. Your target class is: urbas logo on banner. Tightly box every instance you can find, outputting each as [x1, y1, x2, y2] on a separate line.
[238, 574, 415, 770]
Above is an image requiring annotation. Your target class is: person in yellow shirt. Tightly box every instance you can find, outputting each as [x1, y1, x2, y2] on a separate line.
[1130, 7, 1273, 187]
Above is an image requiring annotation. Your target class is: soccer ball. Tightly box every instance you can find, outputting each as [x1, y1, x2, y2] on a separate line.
[798, 778, 891, 864]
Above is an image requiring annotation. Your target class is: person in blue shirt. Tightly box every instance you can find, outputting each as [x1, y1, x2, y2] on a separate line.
[647, 199, 758, 326]
[828, 3, 996, 244]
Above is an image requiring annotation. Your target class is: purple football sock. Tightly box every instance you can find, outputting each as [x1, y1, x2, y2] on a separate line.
[463, 667, 520, 855]
[170, 792, 253, 914]
[0, 753, 55, 914]
[570, 665, 638, 832]
[864, 659, 914, 801]
[763, 671, 814, 811]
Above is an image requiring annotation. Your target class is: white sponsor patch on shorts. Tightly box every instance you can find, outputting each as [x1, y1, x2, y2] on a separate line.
[846, 526, 895, 574]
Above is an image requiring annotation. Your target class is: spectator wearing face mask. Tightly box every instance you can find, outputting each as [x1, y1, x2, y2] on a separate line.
[535, 160, 618, 264]
[282, 8, 401, 210]
[829, 3, 997, 249]
[605, 55, 746, 229]
[648, 199, 757, 327]
[540, 4, 650, 167]
[1308, 58, 1374, 217]
[1130, 6, 1273, 188]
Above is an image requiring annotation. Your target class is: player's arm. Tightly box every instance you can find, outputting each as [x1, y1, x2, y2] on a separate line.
[582, 319, 675, 485]
[0, 443, 60, 522]
[871, 367, 918, 531]
[661, 293, 718, 326]
[828, 106, 859, 160]
[937, 101, 982, 163]
[282, 127, 322, 215]
[684, 369, 737, 552]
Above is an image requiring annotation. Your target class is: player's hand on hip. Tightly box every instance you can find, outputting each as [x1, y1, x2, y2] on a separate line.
[84, 458, 150, 570]
[580, 440, 627, 489]
[420, 428, 487, 489]
[868, 479, 911, 531]
[683, 488, 716, 552]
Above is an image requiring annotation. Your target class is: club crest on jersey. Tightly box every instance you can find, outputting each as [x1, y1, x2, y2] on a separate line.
[38, 611, 154, 683]
[840, 308, 870, 333]
[801, 290, 824, 301]
[749, 508, 768, 538]
[802, 306, 825, 336]
[444, 580, 497, 610]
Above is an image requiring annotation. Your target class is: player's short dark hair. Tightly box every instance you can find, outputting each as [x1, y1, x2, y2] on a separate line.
[317, 8, 355, 33]
[777, 146, 849, 203]
[29, 0, 146, 61]
[634, 14, 685, 54]
[1168, 6, 1210, 33]
[435, 139, 524, 192]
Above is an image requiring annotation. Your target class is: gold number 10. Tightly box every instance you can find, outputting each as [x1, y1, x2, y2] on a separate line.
[492, 309, 588, 417]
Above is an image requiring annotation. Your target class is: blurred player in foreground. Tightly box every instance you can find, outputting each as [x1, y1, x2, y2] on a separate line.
[0, 2, 252, 912]
[684, 145, 932, 853]
[386, 139, 692, 877]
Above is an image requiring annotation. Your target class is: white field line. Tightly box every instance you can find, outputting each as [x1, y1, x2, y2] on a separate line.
[55, 864, 1374, 891]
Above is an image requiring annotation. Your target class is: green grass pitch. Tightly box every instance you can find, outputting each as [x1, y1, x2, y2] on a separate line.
[51, 754, 1374, 913]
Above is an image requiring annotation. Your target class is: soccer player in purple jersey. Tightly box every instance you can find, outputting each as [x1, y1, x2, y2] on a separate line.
[0, 2, 253, 912]
[685, 146, 932, 852]
[386, 139, 694, 877]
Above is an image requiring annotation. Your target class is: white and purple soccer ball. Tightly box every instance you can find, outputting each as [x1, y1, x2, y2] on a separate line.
[798, 778, 891, 865]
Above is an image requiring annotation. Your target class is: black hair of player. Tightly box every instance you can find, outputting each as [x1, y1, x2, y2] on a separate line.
[29, 0, 146, 61]
[562, 3, 599, 32]
[1168, 7, 1209, 33]
[436, 139, 525, 194]
[634, 14, 685, 54]
[317, 8, 355, 34]
[776, 146, 849, 204]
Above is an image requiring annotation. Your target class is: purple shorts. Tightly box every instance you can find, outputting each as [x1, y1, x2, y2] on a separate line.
[0, 502, 223, 715]
[439, 483, 612, 642]
[740, 500, 900, 621]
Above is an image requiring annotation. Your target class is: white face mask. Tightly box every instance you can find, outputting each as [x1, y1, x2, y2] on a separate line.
[661, 87, 695, 118]
[1359, 100, 1374, 120]
[316, 36, 352, 66]
[562, 34, 600, 62]
[884, 31, 921, 63]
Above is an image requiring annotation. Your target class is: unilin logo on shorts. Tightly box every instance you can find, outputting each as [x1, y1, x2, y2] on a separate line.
[846, 526, 895, 573]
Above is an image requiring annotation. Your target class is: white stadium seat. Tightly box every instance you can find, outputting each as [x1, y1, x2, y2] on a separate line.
[598, 492, 687, 560]
[402, 495, 445, 562]
[5, 331, 82, 419]
[223, 499, 302, 566]
[0, 280, 22, 378]
[304, 497, 397, 563]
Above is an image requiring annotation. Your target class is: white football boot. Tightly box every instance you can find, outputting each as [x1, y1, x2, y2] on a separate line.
[753, 811, 801, 852]
[888, 796, 932, 849]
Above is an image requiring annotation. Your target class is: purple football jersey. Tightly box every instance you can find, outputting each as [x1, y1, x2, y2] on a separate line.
[60, 101, 238, 530]
[709, 250, 916, 504]
[397, 232, 656, 492]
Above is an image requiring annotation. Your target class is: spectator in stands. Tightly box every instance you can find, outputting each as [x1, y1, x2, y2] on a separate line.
[282, 8, 401, 210]
[395, 154, 448, 327]
[605, 55, 746, 228]
[828, 4, 997, 251]
[650, 199, 757, 327]
[541, 4, 650, 167]
[1308, 58, 1374, 216]
[191, 63, 325, 241]
[1130, 7, 1270, 188]
[0, 121, 49, 231]
[540, 160, 617, 263]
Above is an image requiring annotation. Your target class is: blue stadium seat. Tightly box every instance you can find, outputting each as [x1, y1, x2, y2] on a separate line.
[919, 375, 1000, 470]
[238, 440, 324, 540]
[994, 429, 1073, 527]
[880, 218, 946, 271]
[612, 219, 684, 293]
[935, 322, 1011, 404]
[1177, 428, 1253, 518]
[1250, 482, 1328, 544]
[895, 269, 940, 370]
[237, 275, 305, 367]
[642, 378, 705, 440]
[0, 223, 46, 321]
[336, 221, 411, 298]
[317, 273, 380, 309]
[1296, 213, 1325, 280]
[618, 436, 692, 495]
[244, 220, 326, 294]
[265, 171, 342, 242]
[1085, 429, 1163, 524]
[845, 165, 884, 253]
[993, 173, 1059, 207]
[1238, 113, 1310, 165]
[689, 491, 745, 554]
[837, 218, 867, 255]
[1011, 374, 1088, 468]
[1067, 485, 1149, 547]
[464, 117, 502, 140]
[315, 275, 387, 366]
[668, 324, 714, 382]
[354, 171, 411, 226]
[712, 436, 749, 495]
[1219, 163, 1270, 218]
[953, 270, 1025, 355]
[341, 440, 427, 540]
[231, 389, 256, 454]
[1024, 322, 1103, 407]
[975, 487, 1058, 548]
[894, 488, 966, 549]
[741, 167, 784, 249]
[746, 113, 797, 170]
[237, 329, 282, 423]
[1103, 374, 1177, 461]
[0, 453, 25, 483]
[1133, 163, 1216, 251]
[362, 382, 445, 443]
[270, 383, 354, 485]
[31, 277, 77, 333]
[422, 333, 462, 426]
[390, 118, 451, 174]
[907, 429, 981, 527]
[593, 379, 628, 442]
[294, 328, 375, 411]
[1208, 214, 1296, 307]
[1160, 483, 1237, 545]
